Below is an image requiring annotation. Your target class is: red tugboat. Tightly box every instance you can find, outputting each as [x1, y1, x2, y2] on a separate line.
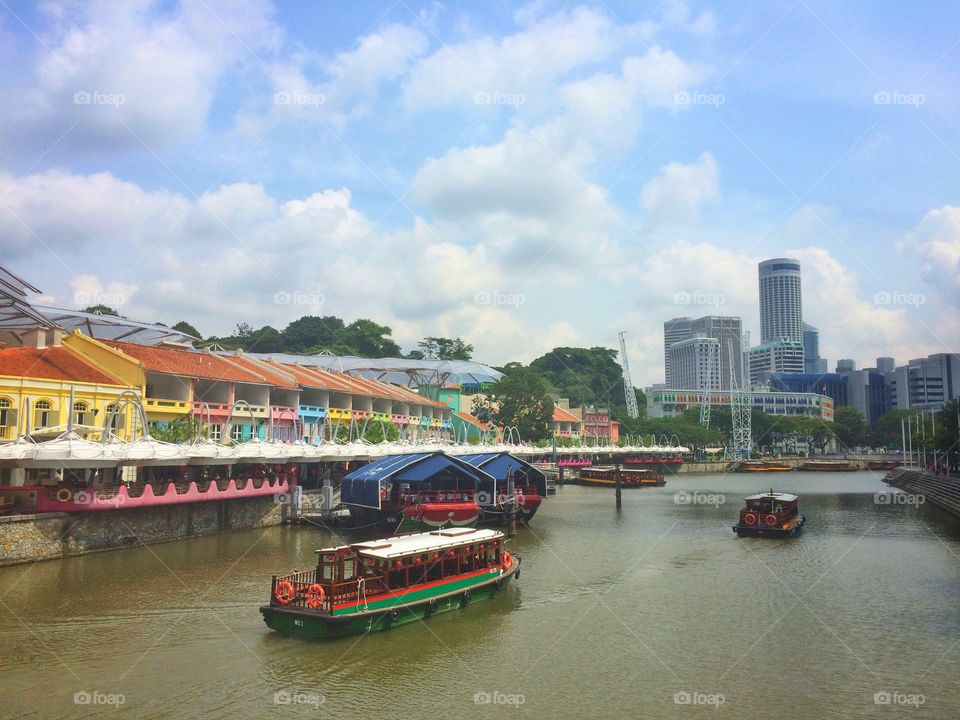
[733, 490, 805, 538]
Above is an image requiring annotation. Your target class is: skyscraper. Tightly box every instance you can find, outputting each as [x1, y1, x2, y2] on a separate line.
[663, 317, 692, 387]
[664, 315, 742, 389]
[668, 335, 721, 391]
[802, 322, 826, 373]
[759, 258, 803, 344]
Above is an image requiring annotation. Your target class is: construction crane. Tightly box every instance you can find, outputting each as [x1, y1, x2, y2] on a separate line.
[618, 331, 640, 419]
[729, 336, 752, 459]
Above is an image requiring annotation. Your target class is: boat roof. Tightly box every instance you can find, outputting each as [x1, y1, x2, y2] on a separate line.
[745, 492, 798, 502]
[324, 528, 503, 559]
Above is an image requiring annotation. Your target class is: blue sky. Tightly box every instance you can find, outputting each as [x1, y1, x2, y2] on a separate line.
[1, 0, 958, 385]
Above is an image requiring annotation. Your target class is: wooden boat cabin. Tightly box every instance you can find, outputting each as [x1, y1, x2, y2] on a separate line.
[733, 460, 793, 472]
[733, 490, 805, 538]
[459, 451, 548, 523]
[578, 466, 665, 487]
[340, 452, 495, 533]
[797, 459, 858, 472]
[259, 527, 520, 638]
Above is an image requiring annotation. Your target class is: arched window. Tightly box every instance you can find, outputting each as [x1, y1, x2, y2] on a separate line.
[105, 403, 124, 431]
[34, 399, 53, 429]
[0, 397, 14, 438]
[73, 401, 91, 427]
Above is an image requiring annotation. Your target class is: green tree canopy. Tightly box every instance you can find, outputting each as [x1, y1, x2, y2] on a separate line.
[82, 304, 119, 316]
[833, 406, 868, 450]
[340, 319, 401, 357]
[417, 337, 474, 360]
[282, 316, 346, 352]
[482, 367, 553, 442]
[171, 320, 201, 338]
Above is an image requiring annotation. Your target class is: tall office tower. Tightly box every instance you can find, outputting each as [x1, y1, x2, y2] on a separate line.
[802, 322, 826, 373]
[759, 258, 803, 344]
[668, 335, 721, 392]
[876, 357, 895, 373]
[690, 316, 742, 390]
[664, 316, 742, 389]
[663, 317, 692, 386]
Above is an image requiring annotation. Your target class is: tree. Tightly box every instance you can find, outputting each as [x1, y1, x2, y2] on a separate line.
[282, 316, 345, 352]
[406, 350, 426, 360]
[341, 319, 401, 357]
[485, 367, 553, 442]
[869, 409, 915, 450]
[530, 347, 623, 407]
[82, 304, 119, 316]
[247, 326, 284, 353]
[834, 406, 868, 450]
[417, 337, 474, 360]
[171, 320, 201, 339]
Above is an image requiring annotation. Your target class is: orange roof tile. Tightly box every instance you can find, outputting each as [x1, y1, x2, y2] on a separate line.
[102, 341, 268, 384]
[221, 355, 299, 389]
[0, 346, 122, 386]
[455, 411, 494, 430]
[553, 405, 581, 423]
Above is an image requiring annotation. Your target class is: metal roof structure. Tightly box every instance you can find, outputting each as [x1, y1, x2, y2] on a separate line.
[459, 451, 548, 496]
[245, 352, 503, 388]
[31, 306, 200, 345]
[0, 266, 56, 332]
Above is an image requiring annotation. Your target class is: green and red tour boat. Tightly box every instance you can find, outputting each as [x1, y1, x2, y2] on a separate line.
[578, 466, 665, 487]
[260, 527, 520, 638]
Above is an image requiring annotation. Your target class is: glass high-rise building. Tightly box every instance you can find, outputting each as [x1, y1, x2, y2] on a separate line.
[759, 258, 803, 344]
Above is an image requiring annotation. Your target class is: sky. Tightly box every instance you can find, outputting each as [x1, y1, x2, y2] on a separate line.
[1, 0, 958, 387]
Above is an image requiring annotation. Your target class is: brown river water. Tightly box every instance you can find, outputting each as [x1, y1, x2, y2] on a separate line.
[1, 471, 958, 719]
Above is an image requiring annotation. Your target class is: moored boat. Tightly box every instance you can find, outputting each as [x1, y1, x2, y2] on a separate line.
[259, 527, 519, 638]
[797, 459, 858, 472]
[578, 466, 665, 487]
[732, 490, 805, 538]
[459, 451, 547, 525]
[732, 460, 793, 472]
[340, 452, 491, 533]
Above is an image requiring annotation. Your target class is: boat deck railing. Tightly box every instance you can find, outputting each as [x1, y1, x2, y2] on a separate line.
[270, 568, 389, 611]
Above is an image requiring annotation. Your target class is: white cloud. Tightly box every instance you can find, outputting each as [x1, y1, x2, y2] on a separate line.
[1, 0, 282, 157]
[641, 152, 719, 227]
[902, 205, 960, 301]
[402, 5, 636, 113]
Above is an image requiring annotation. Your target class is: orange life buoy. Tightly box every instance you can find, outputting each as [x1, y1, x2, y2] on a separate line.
[305, 583, 326, 610]
[502, 550, 513, 569]
[274, 580, 296, 605]
[55, 487, 73, 503]
[764, 514, 778, 527]
[742, 512, 758, 526]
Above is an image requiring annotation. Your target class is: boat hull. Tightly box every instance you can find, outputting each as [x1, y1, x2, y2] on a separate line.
[733, 514, 805, 538]
[260, 560, 519, 639]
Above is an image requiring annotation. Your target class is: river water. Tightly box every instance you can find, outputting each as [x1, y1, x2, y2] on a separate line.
[1, 471, 959, 719]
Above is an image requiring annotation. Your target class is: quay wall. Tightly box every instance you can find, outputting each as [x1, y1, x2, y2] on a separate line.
[0, 495, 288, 567]
[886, 469, 960, 518]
